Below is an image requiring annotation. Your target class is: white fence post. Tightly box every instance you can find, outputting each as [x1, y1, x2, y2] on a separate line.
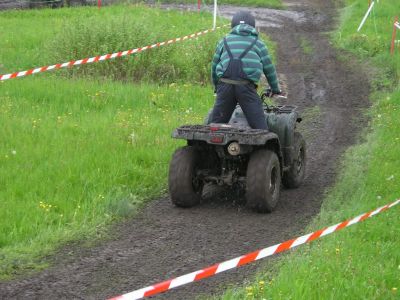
[357, 1, 375, 32]
[213, 0, 217, 29]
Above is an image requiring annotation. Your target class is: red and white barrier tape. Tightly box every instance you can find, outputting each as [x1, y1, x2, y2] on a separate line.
[109, 198, 400, 300]
[395, 21, 400, 30]
[0, 25, 228, 81]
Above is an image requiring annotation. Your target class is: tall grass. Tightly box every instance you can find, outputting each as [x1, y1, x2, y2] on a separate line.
[0, 5, 223, 84]
[219, 1, 400, 299]
[0, 5, 223, 277]
[48, 6, 222, 83]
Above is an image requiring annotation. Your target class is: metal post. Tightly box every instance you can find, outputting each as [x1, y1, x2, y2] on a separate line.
[213, 0, 217, 29]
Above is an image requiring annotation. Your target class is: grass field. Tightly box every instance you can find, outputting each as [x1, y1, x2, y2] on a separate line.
[219, 1, 400, 299]
[0, 78, 214, 278]
[0, 4, 230, 278]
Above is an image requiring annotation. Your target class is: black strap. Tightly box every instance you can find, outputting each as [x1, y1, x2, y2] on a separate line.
[239, 37, 258, 59]
[223, 38, 233, 59]
[223, 37, 258, 60]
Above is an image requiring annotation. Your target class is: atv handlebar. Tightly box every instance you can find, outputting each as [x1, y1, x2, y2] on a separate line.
[260, 88, 288, 101]
[260, 89, 288, 112]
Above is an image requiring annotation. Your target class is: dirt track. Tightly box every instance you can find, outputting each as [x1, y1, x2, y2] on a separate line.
[0, 0, 370, 299]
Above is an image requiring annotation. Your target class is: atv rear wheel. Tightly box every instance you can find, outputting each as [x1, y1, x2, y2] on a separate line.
[246, 149, 281, 213]
[169, 146, 203, 208]
[282, 132, 306, 188]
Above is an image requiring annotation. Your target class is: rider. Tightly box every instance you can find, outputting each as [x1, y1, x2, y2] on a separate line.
[210, 11, 281, 129]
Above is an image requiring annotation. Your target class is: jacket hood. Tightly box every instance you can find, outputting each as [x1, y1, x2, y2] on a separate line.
[230, 24, 259, 37]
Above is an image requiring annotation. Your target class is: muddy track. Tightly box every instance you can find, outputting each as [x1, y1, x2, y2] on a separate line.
[0, 1, 370, 299]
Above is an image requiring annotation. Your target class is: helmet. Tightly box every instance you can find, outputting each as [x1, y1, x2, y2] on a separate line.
[231, 11, 256, 28]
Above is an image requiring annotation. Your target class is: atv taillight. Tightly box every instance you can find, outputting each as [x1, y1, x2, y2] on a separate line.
[210, 135, 224, 144]
[210, 126, 219, 132]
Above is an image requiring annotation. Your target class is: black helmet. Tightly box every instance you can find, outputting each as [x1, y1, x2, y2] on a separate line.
[231, 11, 256, 28]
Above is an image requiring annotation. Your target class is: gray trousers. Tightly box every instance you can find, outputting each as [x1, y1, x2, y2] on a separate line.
[210, 82, 268, 129]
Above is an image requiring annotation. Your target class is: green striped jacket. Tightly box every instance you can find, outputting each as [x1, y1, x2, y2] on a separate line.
[211, 24, 280, 93]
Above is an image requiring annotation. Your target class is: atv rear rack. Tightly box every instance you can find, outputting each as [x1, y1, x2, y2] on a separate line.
[266, 105, 297, 114]
[172, 125, 278, 146]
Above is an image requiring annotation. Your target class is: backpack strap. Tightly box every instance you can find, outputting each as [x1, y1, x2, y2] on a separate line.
[239, 37, 258, 59]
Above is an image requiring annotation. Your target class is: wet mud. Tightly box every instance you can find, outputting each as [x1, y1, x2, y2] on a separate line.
[0, 0, 370, 299]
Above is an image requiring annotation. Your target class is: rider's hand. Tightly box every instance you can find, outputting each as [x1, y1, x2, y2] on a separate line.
[262, 88, 273, 98]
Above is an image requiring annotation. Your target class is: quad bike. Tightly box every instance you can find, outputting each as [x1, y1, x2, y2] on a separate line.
[168, 90, 306, 213]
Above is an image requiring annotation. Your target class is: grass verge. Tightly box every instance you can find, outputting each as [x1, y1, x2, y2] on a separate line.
[218, 0, 400, 299]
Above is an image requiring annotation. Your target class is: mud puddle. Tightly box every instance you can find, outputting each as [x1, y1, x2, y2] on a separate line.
[161, 4, 308, 28]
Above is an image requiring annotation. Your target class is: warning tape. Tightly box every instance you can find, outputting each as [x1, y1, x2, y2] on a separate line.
[0, 25, 228, 81]
[108, 199, 400, 300]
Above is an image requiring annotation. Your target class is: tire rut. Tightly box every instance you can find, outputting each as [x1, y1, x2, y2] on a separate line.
[0, 1, 370, 299]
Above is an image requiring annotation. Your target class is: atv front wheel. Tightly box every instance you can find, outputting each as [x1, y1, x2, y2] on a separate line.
[282, 132, 306, 188]
[169, 146, 203, 208]
[246, 149, 281, 213]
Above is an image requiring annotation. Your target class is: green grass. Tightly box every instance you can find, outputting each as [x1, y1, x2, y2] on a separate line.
[299, 36, 314, 55]
[0, 5, 223, 84]
[0, 2, 279, 279]
[145, 0, 283, 9]
[0, 77, 215, 278]
[0, 4, 225, 278]
[218, 1, 400, 299]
